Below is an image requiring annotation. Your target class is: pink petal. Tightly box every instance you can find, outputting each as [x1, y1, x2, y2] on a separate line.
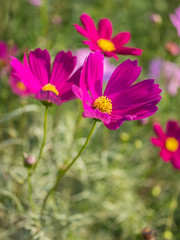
[104, 59, 141, 96]
[60, 67, 82, 102]
[82, 108, 111, 124]
[28, 48, 51, 86]
[35, 90, 61, 105]
[98, 18, 112, 39]
[10, 55, 42, 93]
[104, 118, 124, 130]
[151, 137, 163, 147]
[166, 120, 179, 137]
[50, 51, 76, 90]
[73, 24, 90, 39]
[171, 150, 180, 169]
[85, 51, 104, 99]
[80, 13, 99, 40]
[112, 32, 131, 46]
[115, 46, 143, 56]
[153, 123, 166, 140]
[160, 148, 172, 162]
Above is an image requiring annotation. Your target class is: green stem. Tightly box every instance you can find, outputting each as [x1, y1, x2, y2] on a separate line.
[27, 169, 35, 210]
[41, 120, 97, 215]
[31, 105, 49, 175]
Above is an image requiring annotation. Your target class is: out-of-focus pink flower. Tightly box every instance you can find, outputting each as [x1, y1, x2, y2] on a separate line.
[151, 121, 180, 169]
[28, 0, 42, 7]
[51, 15, 62, 25]
[10, 48, 82, 105]
[74, 48, 116, 82]
[9, 73, 32, 97]
[149, 58, 180, 96]
[170, 6, 180, 37]
[165, 42, 180, 56]
[72, 51, 161, 130]
[149, 14, 162, 24]
[0, 41, 17, 76]
[74, 13, 143, 60]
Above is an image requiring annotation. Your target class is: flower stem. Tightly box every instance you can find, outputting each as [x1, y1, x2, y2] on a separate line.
[41, 120, 97, 215]
[31, 105, 49, 175]
[27, 169, 35, 211]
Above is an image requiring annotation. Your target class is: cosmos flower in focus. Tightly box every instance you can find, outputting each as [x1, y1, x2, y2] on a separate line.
[28, 0, 42, 7]
[74, 13, 143, 60]
[0, 41, 17, 76]
[151, 121, 180, 169]
[72, 51, 161, 130]
[149, 58, 180, 96]
[74, 48, 116, 82]
[170, 6, 180, 37]
[9, 73, 31, 97]
[10, 48, 82, 105]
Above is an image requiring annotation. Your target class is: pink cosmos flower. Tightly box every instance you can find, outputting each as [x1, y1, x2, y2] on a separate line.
[0, 41, 17, 76]
[72, 51, 161, 130]
[74, 13, 143, 60]
[170, 6, 180, 37]
[151, 121, 180, 169]
[9, 73, 32, 97]
[74, 48, 116, 82]
[165, 42, 180, 56]
[10, 48, 82, 105]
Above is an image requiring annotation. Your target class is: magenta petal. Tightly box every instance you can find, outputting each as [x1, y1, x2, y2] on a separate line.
[35, 90, 61, 105]
[82, 108, 111, 124]
[80, 13, 99, 40]
[60, 67, 82, 102]
[28, 48, 51, 86]
[115, 46, 143, 56]
[73, 24, 90, 39]
[151, 137, 163, 147]
[166, 120, 179, 137]
[104, 119, 124, 130]
[104, 59, 141, 96]
[171, 151, 180, 169]
[86, 51, 104, 99]
[98, 18, 112, 39]
[10, 55, 42, 93]
[50, 51, 76, 90]
[160, 148, 172, 162]
[112, 32, 131, 46]
[153, 123, 166, 140]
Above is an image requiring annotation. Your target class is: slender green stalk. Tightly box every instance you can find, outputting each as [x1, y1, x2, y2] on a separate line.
[31, 106, 49, 175]
[40, 0, 49, 36]
[27, 169, 35, 210]
[41, 120, 97, 215]
[163, 191, 178, 240]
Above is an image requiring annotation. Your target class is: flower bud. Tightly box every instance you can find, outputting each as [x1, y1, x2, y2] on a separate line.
[24, 154, 36, 167]
[149, 14, 162, 24]
[165, 42, 179, 56]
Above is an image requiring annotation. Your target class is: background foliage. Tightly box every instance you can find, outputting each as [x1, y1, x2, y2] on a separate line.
[0, 0, 180, 239]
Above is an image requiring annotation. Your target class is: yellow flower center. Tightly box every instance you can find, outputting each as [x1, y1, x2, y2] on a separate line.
[42, 83, 59, 96]
[93, 96, 112, 114]
[16, 82, 26, 91]
[165, 137, 179, 152]
[97, 39, 115, 52]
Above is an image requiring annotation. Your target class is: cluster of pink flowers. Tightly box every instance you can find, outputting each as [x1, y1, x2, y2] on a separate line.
[149, 58, 180, 96]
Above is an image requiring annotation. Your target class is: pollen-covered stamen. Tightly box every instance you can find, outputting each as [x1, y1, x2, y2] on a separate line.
[42, 83, 59, 96]
[97, 39, 115, 52]
[16, 82, 26, 91]
[93, 96, 112, 114]
[165, 137, 179, 152]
